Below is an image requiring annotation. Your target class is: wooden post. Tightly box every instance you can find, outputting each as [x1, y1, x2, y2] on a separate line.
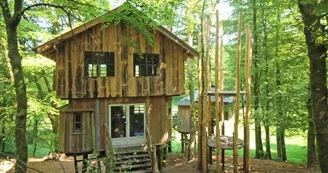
[152, 145, 159, 173]
[181, 133, 185, 153]
[82, 154, 88, 173]
[156, 144, 163, 170]
[202, 16, 211, 172]
[74, 156, 78, 173]
[244, 25, 253, 173]
[233, 13, 243, 173]
[208, 96, 212, 164]
[219, 20, 225, 170]
[197, 32, 203, 170]
[187, 34, 196, 161]
[215, 10, 221, 173]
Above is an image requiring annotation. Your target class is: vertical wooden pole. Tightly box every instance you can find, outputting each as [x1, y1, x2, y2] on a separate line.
[181, 133, 185, 153]
[202, 16, 211, 173]
[197, 33, 203, 170]
[208, 95, 212, 164]
[244, 25, 253, 173]
[219, 19, 225, 170]
[187, 33, 196, 161]
[220, 19, 226, 170]
[215, 10, 221, 173]
[233, 13, 243, 173]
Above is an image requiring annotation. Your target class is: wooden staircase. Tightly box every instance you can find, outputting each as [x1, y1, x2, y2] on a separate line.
[113, 149, 152, 173]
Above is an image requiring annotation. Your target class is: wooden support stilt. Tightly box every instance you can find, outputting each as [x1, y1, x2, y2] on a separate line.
[74, 156, 78, 173]
[233, 13, 243, 173]
[156, 144, 163, 171]
[181, 133, 185, 153]
[82, 154, 88, 173]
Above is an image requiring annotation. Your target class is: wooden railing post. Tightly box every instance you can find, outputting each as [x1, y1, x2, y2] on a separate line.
[155, 144, 163, 170]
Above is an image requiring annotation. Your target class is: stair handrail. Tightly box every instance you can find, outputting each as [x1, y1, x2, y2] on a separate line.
[145, 123, 159, 173]
[104, 123, 115, 173]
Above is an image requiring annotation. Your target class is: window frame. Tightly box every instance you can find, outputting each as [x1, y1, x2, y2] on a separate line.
[73, 113, 82, 133]
[84, 52, 115, 77]
[133, 53, 160, 77]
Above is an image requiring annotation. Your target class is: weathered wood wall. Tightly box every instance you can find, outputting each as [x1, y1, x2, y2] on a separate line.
[55, 23, 186, 99]
[176, 105, 191, 133]
[60, 111, 93, 154]
[60, 97, 172, 153]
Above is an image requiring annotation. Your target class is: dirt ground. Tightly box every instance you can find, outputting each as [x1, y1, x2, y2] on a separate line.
[2, 153, 320, 173]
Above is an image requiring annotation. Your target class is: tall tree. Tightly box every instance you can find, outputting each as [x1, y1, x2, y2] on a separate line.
[252, 0, 264, 159]
[298, 0, 328, 172]
[0, 0, 108, 172]
[0, 1, 28, 172]
[260, 0, 271, 159]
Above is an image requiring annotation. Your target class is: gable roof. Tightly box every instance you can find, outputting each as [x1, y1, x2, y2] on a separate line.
[34, 3, 198, 59]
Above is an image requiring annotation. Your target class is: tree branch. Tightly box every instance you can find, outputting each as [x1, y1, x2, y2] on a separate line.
[20, 3, 71, 17]
[0, 0, 11, 21]
[14, 0, 22, 16]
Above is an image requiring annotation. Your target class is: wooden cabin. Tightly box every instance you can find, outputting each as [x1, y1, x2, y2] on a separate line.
[175, 88, 234, 134]
[35, 4, 197, 157]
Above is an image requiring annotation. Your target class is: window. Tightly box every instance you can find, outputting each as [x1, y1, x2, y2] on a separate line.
[134, 53, 159, 77]
[84, 52, 115, 77]
[133, 105, 145, 114]
[73, 113, 82, 133]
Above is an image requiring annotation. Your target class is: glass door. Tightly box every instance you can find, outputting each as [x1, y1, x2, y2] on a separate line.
[110, 105, 127, 147]
[110, 104, 145, 147]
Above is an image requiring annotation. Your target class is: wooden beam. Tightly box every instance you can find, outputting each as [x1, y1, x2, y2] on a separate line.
[233, 13, 243, 173]
[207, 90, 246, 96]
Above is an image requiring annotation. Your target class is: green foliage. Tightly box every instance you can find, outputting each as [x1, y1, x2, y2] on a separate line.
[102, 1, 180, 46]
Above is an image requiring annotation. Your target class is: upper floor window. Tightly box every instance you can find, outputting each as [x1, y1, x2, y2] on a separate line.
[84, 52, 115, 77]
[134, 53, 159, 77]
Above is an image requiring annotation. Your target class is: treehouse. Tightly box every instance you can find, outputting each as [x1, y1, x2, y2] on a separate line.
[35, 3, 197, 161]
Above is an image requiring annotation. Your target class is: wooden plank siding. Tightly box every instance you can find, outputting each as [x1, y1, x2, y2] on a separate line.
[55, 23, 186, 99]
[60, 97, 171, 152]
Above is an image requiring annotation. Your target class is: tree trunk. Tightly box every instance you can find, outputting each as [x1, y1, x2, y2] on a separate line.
[260, 0, 271, 160]
[1, 1, 28, 172]
[307, 98, 317, 168]
[252, 0, 264, 159]
[41, 70, 59, 135]
[7, 24, 28, 173]
[32, 119, 39, 157]
[274, 4, 285, 162]
[264, 123, 271, 159]
[1, 123, 5, 153]
[276, 127, 282, 160]
[280, 128, 287, 161]
[298, 2, 328, 171]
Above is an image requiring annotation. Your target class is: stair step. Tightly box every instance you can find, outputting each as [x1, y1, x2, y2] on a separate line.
[115, 150, 148, 156]
[113, 162, 151, 172]
[115, 154, 150, 161]
[115, 168, 152, 173]
[115, 158, 151, 166]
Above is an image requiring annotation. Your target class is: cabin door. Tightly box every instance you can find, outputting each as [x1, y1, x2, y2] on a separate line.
[109, 104, 145, 147]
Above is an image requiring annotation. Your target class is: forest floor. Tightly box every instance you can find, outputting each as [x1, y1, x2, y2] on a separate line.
[2, 152, 320, 173]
